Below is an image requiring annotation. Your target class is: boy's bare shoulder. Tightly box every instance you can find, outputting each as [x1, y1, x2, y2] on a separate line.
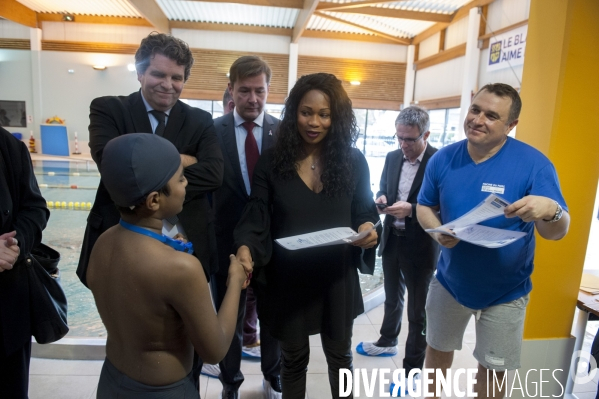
[154, 249, 204, 282]
[155, 250, 207, 304]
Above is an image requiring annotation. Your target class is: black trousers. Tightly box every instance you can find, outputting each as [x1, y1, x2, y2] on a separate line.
[280, 325, 353, 399]
[211, 273, 281, 392]
[379, 233, 435, 372]
[0, 339, 31, 398]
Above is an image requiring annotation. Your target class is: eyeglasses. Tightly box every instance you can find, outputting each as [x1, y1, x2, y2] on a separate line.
[396, 132, 424, 145]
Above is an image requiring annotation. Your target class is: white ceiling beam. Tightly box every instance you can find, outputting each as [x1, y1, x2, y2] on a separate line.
[314, 11, 410, 45]
[292, 0, 320, 43]
[181, 0, 304, 8]
[127, 0, 170, 33]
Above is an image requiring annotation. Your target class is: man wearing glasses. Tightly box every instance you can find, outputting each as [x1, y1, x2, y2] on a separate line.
[356, 106, 439, 394]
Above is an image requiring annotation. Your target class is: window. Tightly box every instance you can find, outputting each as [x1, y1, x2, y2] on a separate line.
[428, 108, 461, 148]
[181, 99, 284, 121]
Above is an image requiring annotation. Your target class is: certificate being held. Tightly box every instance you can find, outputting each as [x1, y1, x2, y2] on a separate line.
[276, 221, 381, 251]
[425, 194, 526, 248]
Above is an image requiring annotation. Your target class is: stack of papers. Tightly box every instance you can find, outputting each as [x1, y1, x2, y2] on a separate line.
[580, 274, 599, 295]
[275, 221, 381, 251]
[425, 194, 526, 248]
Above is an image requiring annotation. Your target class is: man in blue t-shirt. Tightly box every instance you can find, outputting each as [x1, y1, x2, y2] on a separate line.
[417, 83, 570, 398]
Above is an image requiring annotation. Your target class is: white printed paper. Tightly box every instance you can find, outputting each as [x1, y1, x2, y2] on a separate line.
[275, 221, 381, 251]
[442, 194, 510, 229]
[426, 225, 526, 248]
[425, 194, 526, 248]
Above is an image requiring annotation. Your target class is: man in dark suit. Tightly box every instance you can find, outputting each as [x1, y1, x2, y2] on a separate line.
[356, 106, 439, 391]
[0, 127, 50, 398]
[77, 32, 223, 287]
[211, 56, 281, 399]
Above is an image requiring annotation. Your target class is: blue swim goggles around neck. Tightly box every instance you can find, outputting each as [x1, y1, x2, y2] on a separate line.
[119, 219, 194, 254]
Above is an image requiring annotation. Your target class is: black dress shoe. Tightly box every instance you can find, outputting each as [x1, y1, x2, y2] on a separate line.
[221, 388, 239, 399]
[269, 376, 282, 393]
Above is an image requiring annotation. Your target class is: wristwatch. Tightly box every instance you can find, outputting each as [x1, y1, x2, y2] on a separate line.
[543, 201, 563, 223]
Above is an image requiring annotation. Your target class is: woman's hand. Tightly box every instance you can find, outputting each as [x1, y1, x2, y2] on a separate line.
[235, 245, 254, 289]
[236, 246, 254, 274]
[351, 222, 378, 249]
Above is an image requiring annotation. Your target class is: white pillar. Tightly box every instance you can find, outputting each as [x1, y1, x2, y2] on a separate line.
[288, 42, 299, 94]
[30, 28, 43, 135]
[458, 7, 482, 140]
[403, 45, 416, 109]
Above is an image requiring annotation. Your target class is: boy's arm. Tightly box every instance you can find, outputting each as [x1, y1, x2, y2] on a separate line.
[164, 253, 247, 364]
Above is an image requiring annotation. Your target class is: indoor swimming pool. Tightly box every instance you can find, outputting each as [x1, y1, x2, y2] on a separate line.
[33, 159, 384, 339]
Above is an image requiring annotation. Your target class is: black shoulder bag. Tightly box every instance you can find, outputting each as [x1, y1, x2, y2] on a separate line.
[27, 243, 69, 343]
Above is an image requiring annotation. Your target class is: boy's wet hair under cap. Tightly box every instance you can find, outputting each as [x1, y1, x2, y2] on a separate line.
[101, 133, 181, 207]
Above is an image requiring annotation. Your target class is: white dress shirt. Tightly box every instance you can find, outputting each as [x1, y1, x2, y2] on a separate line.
[393, 143, 427, 230]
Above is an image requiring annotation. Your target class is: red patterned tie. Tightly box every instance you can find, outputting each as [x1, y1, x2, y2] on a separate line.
[242, 121, 259, 185]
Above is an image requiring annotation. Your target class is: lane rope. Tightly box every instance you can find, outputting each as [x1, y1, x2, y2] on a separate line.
[46, 201, 93, 210]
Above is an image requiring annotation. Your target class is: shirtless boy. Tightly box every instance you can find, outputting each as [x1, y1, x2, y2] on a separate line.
[87, 133, 249, 397]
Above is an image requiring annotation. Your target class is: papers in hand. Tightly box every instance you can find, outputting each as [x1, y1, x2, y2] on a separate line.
[275, 221, 381, 251]
[425, 194, 526, 248]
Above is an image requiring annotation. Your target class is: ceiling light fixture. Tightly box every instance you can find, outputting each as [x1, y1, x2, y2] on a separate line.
[350, 81, 361, 86]
[62, 14, 75, 22]
[93, 65, 107, 70]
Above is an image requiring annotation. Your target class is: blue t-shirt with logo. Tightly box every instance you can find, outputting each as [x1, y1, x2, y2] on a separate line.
[418, 137, 567, 309]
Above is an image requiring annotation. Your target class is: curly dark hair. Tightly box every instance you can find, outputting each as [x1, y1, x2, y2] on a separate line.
[135, 32, 194, 81]
[273, 73, 359, 197]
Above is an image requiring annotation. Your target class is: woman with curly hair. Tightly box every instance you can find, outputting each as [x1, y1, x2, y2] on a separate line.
[234, 73, 380, 398]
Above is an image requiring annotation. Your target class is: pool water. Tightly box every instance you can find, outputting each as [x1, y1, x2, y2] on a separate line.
[33, 159, 383, 338]
[34, 160, 107, 338]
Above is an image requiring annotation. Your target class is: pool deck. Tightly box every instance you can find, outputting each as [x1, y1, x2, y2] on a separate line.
[26, 303, 599, 398]
[31, 151, 94, 163]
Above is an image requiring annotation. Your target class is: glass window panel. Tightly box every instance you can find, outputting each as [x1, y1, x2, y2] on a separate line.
[444, 108, 461, 146]
[363, 109, 399, 159]
[213, 101, 224, 114]
[428, 109, 446, 148]
[264, 104, 284, 121]
[181, 99, 213, 115]
[354, 108, 367, 154]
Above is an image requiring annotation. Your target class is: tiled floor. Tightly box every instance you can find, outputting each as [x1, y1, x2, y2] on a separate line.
[28, 302, 599, 399]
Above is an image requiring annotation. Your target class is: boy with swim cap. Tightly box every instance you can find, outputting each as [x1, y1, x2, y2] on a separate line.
[88, 133, 249, 397]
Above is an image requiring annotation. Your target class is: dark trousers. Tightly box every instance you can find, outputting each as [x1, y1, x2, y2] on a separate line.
[0, 340, 31, 398]
[379, 233, 435, 372]
[211, 273, 281, 392]
[280, 325, 353, 399]
[243, 287, 259, 346]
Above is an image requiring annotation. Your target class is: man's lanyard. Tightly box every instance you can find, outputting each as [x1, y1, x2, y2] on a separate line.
[119, 219, 194, 254]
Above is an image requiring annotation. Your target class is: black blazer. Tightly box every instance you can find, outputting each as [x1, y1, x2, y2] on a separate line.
[0, 127, 49, 354]
[211, 112, 279, 276]
[377, 144, 438, 255]
[77, 91, 224, 286]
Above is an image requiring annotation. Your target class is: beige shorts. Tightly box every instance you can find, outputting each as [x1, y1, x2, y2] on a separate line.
[425, 276, 529, 370]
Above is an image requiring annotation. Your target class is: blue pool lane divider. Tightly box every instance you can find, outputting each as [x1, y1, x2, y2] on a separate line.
[47, 201, 92, 210]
